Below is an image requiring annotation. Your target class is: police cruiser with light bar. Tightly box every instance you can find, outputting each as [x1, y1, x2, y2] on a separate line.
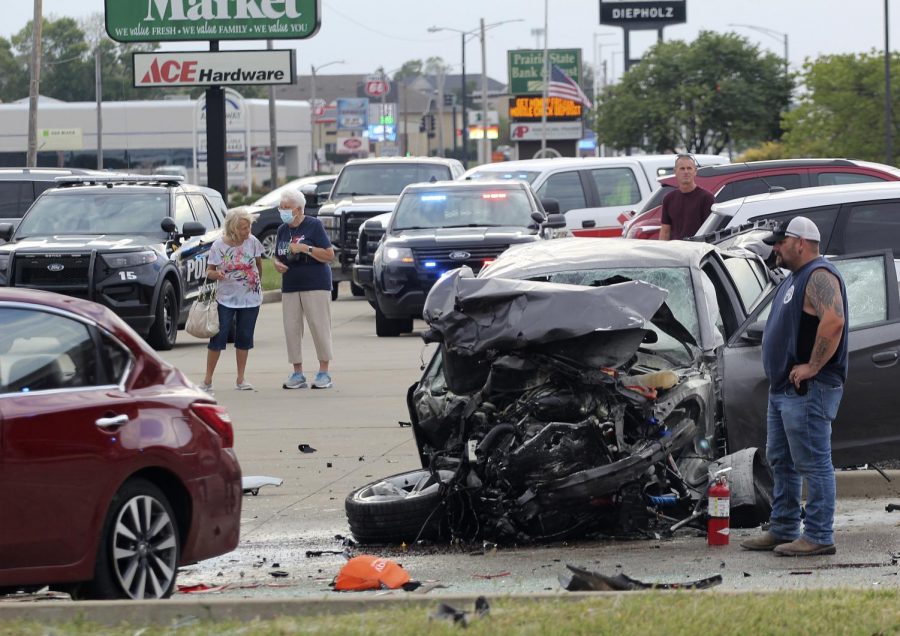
[366, 179, 564, 337]
[0, 174, 228, 350]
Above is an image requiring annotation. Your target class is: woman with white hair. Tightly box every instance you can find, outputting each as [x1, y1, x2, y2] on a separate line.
[273, 186, 336, 389]
[200, 206, 264, 393]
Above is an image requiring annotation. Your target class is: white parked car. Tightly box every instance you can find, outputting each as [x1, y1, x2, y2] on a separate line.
[462, 155, 728, 238]
[695, 181, 900, 276]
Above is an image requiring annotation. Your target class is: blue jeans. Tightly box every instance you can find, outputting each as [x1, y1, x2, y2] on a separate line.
[208, 304, 260, 351]
[766, 380, 843, 545]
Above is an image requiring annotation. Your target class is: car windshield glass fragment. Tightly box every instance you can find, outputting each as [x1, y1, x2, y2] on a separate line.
[545, 266, 699, 363]
[16, 193, 170, 236]
[393, 190, 534, 230]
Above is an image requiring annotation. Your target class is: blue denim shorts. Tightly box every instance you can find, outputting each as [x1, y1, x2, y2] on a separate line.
[208, 304, 260, 351]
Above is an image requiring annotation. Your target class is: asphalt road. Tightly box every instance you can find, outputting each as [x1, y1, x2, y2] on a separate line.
[140, 284, 900, 600]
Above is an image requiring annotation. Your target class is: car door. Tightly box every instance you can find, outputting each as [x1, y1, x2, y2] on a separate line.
[0, 306, 138, 570]
[174, 193, 220, 302]
[722, 250, 900, 466]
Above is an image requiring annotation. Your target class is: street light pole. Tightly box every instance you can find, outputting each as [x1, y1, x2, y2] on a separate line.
[429, 19, 522, 166]
[728, 23, 789, 77]
[309, 59, 344, 175]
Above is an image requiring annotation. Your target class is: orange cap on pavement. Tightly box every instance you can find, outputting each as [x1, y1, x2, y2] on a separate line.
[334, 555, 411, 591]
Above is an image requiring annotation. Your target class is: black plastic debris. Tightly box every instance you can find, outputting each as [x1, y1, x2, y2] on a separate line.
[430, 596, 490, 626]
[399, 421, 412, 427]
[298, 444, 317, 453]
[559, 564, 722, 591]
[270, 570, 289, 578]
[306, 550, 346, 558]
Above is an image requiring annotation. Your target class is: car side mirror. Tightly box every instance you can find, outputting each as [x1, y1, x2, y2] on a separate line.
[0, 222, 14, 242]
[182, 221, 206, 238]
[542, 213, 567, 229]
[160, 216, 177, 234]
[540, 197, 560, 214]
[742, 320, 765, 345]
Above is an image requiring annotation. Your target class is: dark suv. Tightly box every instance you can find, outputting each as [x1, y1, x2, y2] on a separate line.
[0, 167, 106, 233]
[0, 174, 227, 349]
[624, 159, 900, 239]
[317, 157, 464, 299]
[367, 180, 564, 337]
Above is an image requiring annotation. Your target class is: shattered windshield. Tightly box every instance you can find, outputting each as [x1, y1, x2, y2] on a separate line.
[16, 192, 170, 237]
[392, 189, 535, 230]
[543, 267, 699, 364]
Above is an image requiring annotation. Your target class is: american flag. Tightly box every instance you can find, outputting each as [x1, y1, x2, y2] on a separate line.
[548, 64, 592, 109]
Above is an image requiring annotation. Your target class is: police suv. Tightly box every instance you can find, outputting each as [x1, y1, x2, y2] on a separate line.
[0, 174, 226, 350]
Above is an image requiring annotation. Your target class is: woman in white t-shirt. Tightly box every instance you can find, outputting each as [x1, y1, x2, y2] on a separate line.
[199, 207, 264, 394]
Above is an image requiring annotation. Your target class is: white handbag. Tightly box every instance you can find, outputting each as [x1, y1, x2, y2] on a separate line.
[185, 278, 220, 338]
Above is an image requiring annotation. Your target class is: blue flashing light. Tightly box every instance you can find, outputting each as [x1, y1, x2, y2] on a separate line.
[420, 194, 446, 202]
[424, 261, 437, 268]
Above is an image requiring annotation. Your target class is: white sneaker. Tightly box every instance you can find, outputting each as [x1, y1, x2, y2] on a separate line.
[198, 382, 215, 396]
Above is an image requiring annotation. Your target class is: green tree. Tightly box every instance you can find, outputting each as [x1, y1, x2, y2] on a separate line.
[594, 31, 793, 154]
[0, 37, 24, 101]
[12, 17, 93, 102]
[781, 52, 899, 162]
[393, 59, 423, 82]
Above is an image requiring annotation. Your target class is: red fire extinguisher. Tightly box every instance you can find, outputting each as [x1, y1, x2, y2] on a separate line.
[707, 467, 732, 546]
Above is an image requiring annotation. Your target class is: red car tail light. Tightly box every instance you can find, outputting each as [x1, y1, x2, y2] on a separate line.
[191, 403, 234, 448]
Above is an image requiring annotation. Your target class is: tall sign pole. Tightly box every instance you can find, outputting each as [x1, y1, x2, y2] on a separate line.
[206, 41, 227, 200]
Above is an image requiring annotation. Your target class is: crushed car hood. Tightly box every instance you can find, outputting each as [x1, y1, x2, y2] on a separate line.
[422, 267, 683, 364]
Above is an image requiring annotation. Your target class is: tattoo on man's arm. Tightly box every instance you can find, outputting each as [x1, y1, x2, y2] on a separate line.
[807, 270, 844, 319]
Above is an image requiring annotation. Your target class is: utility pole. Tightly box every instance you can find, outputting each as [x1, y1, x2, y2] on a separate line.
[479, 17, 489, 164]
[27, 0, 43, 167]
[95, 47, 103, 169]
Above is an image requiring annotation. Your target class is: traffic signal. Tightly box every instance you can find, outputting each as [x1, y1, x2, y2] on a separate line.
[419, 116, 427, 133]
[428, 114, 436, 133]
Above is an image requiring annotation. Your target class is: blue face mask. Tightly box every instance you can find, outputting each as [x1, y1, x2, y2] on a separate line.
[278, 208, 293, 224]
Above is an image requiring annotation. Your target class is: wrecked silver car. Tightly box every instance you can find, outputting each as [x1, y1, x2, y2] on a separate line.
[345, 239, 782, 544]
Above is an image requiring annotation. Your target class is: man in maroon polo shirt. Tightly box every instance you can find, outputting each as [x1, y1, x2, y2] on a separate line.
[659, 154, 715, 241]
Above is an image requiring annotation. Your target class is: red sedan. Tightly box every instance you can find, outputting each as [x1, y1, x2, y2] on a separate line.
[0, 288, 241, 599]
[624, 159, 900, 239]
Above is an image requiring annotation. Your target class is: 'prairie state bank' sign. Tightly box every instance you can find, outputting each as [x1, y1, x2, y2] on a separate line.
[105, 0, 321, 42]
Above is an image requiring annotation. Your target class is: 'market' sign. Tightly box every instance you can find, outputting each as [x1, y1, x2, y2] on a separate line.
[105, 0, 321, 42]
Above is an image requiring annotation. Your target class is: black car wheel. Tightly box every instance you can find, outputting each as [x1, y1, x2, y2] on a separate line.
[331, 282, 339, 301]
[85, 479, 180, 600]
[258, 228, 277, 259]
[147, 280, 178, 351]
[375, 303, 413, 337]
[350, 282, 365, 297]
[345, 469, 453, 544]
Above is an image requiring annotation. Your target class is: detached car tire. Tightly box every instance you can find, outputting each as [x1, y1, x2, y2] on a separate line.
[345, 469, 453, 544]
[84, 478, 180, 600]
[147, 280, 178, 351]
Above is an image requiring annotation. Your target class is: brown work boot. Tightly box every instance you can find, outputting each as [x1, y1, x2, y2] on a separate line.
[740, 531, 793, 551]
[773, 537, 836, 557]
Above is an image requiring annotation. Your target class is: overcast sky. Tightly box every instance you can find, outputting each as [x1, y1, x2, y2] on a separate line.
[3, 0, 894, 84]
